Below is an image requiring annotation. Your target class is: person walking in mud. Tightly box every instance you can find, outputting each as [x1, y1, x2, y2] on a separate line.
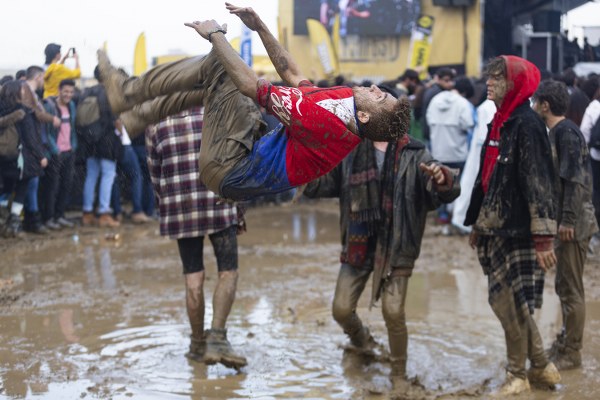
[532, 80, 598, 370]
[96, 3, 410, 201]
[146, 106, 247, 370]
[464, 55, 561, 395]
[304, 108, 460, 396]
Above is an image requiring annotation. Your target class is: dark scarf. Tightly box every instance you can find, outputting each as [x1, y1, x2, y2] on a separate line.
[372, 135, 410, 301]
[345, 140, 381, 267]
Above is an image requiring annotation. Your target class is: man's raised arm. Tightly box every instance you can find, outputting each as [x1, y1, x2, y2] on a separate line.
[226, 3, 307, 87]
[185, 19, 259, 101]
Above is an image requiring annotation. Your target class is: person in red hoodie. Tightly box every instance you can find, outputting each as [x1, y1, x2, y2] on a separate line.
[465, 56, 561, 395]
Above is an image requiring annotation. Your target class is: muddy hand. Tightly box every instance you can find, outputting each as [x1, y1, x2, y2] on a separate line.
[419, 162, 445, 186]
[558, 224, 575, 242]
[469, 230, 478, 249]
[184, 19, 227, 41]
[225, 3, 262, 31]
[535, 248, 557, 272]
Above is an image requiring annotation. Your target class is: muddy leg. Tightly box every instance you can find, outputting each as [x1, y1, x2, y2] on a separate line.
[211, 270, 238, 329]
[97, 50, 219, 114]
[120, 90, 204, 138]
[332, 264, 371, 347]
[185, 271, 205, 339]
[381, 276, 409, 378]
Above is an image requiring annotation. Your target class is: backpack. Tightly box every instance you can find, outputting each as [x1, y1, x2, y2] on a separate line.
[589, 114, 600, 150]
[0, 110, 23, 160]
[75, 94, 103, 143]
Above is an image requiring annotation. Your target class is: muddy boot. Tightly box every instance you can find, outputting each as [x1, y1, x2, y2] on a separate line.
[98, 213, 120, 228]
[527, 362, 561, 389]
[185, 335, 206, 362]
[203, 328, 247, 370]
[343, 326, 377, 356]
[494, 371, 530, 396]
[97, 50, 131, 114]
[4, 214, 24, 238]
[81, 212, 97, 227]
[549, 345, 582, 370]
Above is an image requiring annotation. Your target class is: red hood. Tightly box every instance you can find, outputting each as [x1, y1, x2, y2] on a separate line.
[491, 55, 541, 137]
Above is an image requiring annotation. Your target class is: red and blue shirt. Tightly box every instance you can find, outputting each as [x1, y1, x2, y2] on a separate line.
[221, 80, 362, 200]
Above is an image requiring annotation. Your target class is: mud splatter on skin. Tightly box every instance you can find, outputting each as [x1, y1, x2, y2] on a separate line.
[1, 204, 600, 398]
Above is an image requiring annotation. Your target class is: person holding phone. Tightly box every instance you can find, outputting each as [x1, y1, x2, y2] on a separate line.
[42, 43, 81, 98]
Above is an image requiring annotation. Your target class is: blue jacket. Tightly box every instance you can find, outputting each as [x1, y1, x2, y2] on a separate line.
[42, 97, 77, 156]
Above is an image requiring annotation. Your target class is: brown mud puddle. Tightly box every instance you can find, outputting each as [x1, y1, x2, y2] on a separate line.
[1, 201, 600, 399]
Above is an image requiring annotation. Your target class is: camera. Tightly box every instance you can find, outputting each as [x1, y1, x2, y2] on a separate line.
[70, 47, 76, 56]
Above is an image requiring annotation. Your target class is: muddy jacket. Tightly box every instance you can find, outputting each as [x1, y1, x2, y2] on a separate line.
[304, 138, 460, 270]
[549, 119, 598, 241]
[465, 102, 557, 237]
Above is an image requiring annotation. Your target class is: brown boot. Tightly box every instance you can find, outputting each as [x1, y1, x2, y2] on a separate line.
[131, 212, 150, 224]
[550, 346, 582, 370]
[98, 213, 120, 228]
[96, 49, 130, 114]
[185, 335, 206, 362]
[344, 326, 378, 356]
[203, 328, 247, 370]
[81, 212, 97, 227]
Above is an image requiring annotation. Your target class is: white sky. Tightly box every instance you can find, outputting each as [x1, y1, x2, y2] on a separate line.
[0, 0, 599, 76]
[0, 0, 278, 75]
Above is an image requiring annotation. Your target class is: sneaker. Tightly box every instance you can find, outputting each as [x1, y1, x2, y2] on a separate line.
[98, 213, 120, 228]
[495, 371, 530, 396]
[97, 49, 129, 114]
[55, 217, 74, 228]
[527, 362, 561, 389]
[131, 212, 150, 224]
[203, 328, 247, 370]
[45, 219, 62, 230]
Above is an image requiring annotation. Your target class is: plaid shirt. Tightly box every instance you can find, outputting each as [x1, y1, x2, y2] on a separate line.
[146, 107, 242, 239]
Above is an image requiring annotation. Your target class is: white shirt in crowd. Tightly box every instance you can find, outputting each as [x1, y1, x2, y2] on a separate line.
[581, 99, 600, 161]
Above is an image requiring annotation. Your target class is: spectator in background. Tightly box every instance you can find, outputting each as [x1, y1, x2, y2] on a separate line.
[421, 67, 456, 142]
[0, 75, 14, 86]
[16, 70, 27, 81]
[130, 134, 156, 218]
[393, 69, 420, 98]
[533, 80, 598, 370]
[40, 79, 78, 230]
[80, 67, 120, 228]
[147, 106, 247, 370]
[583, 37, 596, 62]
[111, 119, 150, 224]
[557, 68, 590, 127]
[580, 77, 600, 238]
[426, 76, 474, 224]
[43, 43, 81, 98]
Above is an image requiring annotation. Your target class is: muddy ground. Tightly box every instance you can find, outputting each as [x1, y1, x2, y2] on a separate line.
[1, 201, 600, 399]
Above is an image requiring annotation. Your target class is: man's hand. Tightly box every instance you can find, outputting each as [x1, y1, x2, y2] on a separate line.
[536, 249, 557, 272]
[41, 158, 48, 168]
[184, 20, 227, 42]
[469, 230, 479, 249]
[226, 3, 263, 31]
[53, 116, 61, 128]
[558, 224, 575, 242]
[419, 162, 446, 186]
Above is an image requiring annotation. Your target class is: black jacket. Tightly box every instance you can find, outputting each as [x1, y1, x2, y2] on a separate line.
[465, 102, 557, 237]
[78, 84, 122, 161]
[18, 106, 46, 179]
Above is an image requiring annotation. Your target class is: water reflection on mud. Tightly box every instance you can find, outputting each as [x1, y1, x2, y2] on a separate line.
[1, 202, 600, 399]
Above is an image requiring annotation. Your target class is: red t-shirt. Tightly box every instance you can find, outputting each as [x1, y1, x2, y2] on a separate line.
[256, 79, 362, 186]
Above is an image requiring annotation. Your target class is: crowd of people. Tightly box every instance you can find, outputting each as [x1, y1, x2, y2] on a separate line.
[2, 2, 600, 397]
[0, 46, 155, 237]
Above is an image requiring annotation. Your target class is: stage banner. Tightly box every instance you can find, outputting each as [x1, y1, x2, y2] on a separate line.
[306, 18, 340, 78]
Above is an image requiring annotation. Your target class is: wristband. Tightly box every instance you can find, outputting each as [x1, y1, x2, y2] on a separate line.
[207, 28, 227, 43]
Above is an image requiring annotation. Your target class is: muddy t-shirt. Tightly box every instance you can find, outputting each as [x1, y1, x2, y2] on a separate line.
[220, 79, 362, 200]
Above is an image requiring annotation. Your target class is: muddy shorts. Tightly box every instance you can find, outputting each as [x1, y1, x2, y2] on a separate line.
[176, 225, 238, 274]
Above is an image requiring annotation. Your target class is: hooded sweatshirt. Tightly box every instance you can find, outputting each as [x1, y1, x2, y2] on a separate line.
[426, 90, 474, 163]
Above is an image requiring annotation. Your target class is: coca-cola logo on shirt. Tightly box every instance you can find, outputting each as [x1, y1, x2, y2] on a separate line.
[270, 86, 303, 125]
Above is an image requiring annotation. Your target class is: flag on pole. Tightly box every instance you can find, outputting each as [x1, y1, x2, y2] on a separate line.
[306, 19, 340, 79]
[240, 25, 252, 67]
[133, 32, 148, 76]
